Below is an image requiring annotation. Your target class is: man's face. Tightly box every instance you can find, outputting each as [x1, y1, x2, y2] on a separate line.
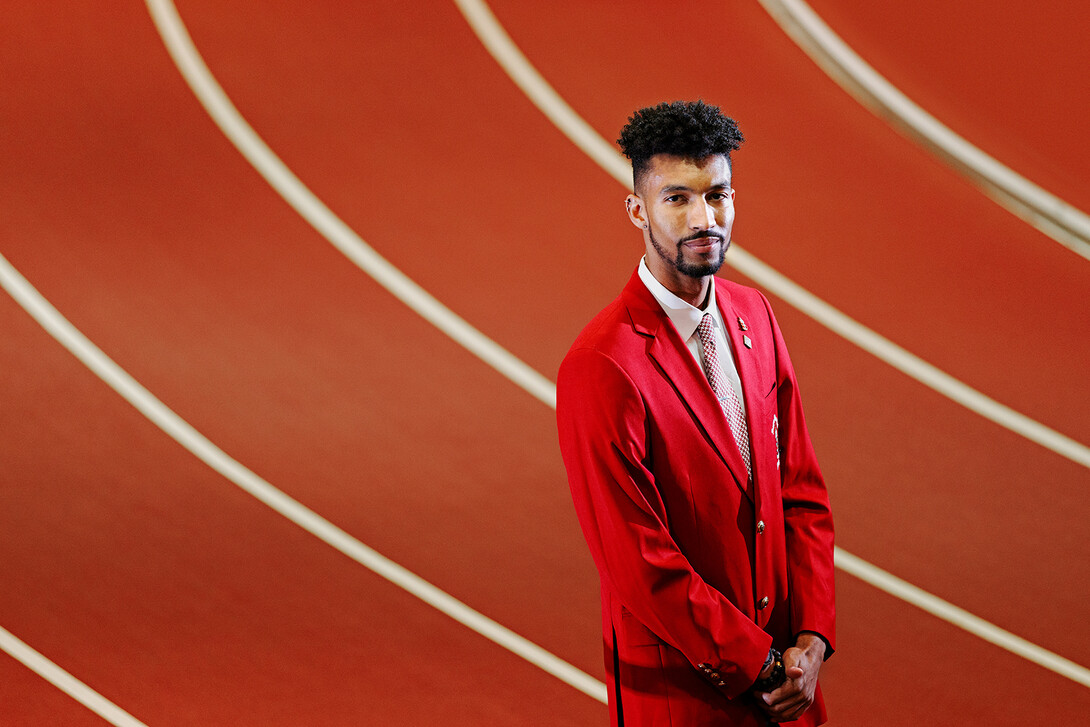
[627, 154, 736, 291]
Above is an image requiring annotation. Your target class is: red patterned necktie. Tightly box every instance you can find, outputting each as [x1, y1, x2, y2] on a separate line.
[696, 313, 752, 478]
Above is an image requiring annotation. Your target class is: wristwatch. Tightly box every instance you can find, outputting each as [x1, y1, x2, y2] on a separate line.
[751, 647, 786, 692]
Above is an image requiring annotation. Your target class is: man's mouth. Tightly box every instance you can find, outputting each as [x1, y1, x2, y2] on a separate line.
[682, 235, 722, 252]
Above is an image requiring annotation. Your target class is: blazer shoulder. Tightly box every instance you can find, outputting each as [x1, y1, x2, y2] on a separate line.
[716, 277, 778, 325]
[564, 294, 647, 359]
[717, 277, 768, 309]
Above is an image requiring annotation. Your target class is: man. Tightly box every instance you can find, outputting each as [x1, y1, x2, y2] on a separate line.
[556, 101, 835, 726]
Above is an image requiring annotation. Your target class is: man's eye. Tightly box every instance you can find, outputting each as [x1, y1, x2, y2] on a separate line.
[665, 195, 683, 203]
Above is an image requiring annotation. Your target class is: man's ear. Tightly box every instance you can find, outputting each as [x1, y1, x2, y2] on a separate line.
[625, 194, 648, 230]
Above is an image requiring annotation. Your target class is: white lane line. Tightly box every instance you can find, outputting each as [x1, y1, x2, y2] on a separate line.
[139, 0, 1090, 692]
[835, 549, 1090, 687]
[0, 624, 148, 727]
[451, 0, 1090, 472]
[758, 0, 1090, 261]
[733, 249, 1090, 469]
[0, 251, 606, 705]
[144, 0, 555, 411]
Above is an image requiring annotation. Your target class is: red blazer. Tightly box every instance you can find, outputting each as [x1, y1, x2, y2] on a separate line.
[557, 269, 835, 726]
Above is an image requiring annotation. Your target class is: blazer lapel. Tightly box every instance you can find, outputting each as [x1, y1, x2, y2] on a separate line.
[622, 273, 753, 502]
[718, 286, 768, 499]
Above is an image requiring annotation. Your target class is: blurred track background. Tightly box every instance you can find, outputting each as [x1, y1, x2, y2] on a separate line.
[2, 1, 1088, 724]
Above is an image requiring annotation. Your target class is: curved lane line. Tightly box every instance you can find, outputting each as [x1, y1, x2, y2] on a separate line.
[140, 0, 1090, 691]
[144, 0, 555, 410]
[0, 251, 607, 704]
[0, 624, 148, 726]
[758, 0, 1090, 261]
[834, 551, 1090, 688]
[451, 0, 1090, 471]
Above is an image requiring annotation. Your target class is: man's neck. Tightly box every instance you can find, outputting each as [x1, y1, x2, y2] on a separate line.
[660, 274, 712, 309]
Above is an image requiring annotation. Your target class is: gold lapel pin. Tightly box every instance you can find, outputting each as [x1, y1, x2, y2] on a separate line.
[737, 317, 748, 331]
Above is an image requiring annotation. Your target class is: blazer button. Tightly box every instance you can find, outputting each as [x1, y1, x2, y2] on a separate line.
[757, 520, 765, 534]
[757, 596, 769, 610]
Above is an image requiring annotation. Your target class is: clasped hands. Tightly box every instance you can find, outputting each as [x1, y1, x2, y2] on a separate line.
[752, 633, 825, 723]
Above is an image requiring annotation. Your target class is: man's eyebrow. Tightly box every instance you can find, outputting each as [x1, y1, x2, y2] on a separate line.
[658, 181, 732, 195]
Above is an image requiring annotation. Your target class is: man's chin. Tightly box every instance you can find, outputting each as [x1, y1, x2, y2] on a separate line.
[677, 248, 727, 278]
[679, 263, 722, 279]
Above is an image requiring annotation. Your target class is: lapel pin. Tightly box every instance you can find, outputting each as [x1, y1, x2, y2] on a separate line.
[743, 335, 752, 349]
[737, 317, 748, 331]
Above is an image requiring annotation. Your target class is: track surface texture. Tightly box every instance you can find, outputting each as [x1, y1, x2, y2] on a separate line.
[2, 1, 1088, 724]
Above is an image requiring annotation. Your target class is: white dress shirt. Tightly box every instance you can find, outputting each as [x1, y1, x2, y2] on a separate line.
[637, 257, 746, 416]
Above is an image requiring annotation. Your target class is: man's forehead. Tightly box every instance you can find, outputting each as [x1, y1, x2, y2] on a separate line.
[645, 153, 732, 191]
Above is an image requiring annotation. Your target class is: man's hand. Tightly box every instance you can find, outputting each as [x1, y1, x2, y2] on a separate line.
[756, 633, 825, 723]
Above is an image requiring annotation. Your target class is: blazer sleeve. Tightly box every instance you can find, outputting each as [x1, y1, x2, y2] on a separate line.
[557, 346, 772, 698]
[763, 293, 837, 654]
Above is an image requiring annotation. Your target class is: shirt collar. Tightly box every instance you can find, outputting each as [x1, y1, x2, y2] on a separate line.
[637, 256, 722, 340]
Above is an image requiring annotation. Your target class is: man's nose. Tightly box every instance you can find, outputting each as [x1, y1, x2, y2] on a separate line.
[688, 200, 716, 230]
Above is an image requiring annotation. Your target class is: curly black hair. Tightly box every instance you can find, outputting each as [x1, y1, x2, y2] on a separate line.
[617, 100, 744, 192]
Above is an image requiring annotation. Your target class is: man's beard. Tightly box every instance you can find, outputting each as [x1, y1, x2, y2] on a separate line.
[648, 225, 728, 278]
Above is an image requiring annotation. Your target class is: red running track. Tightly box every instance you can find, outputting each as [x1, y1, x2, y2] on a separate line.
[1, 1, 1088, 724]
